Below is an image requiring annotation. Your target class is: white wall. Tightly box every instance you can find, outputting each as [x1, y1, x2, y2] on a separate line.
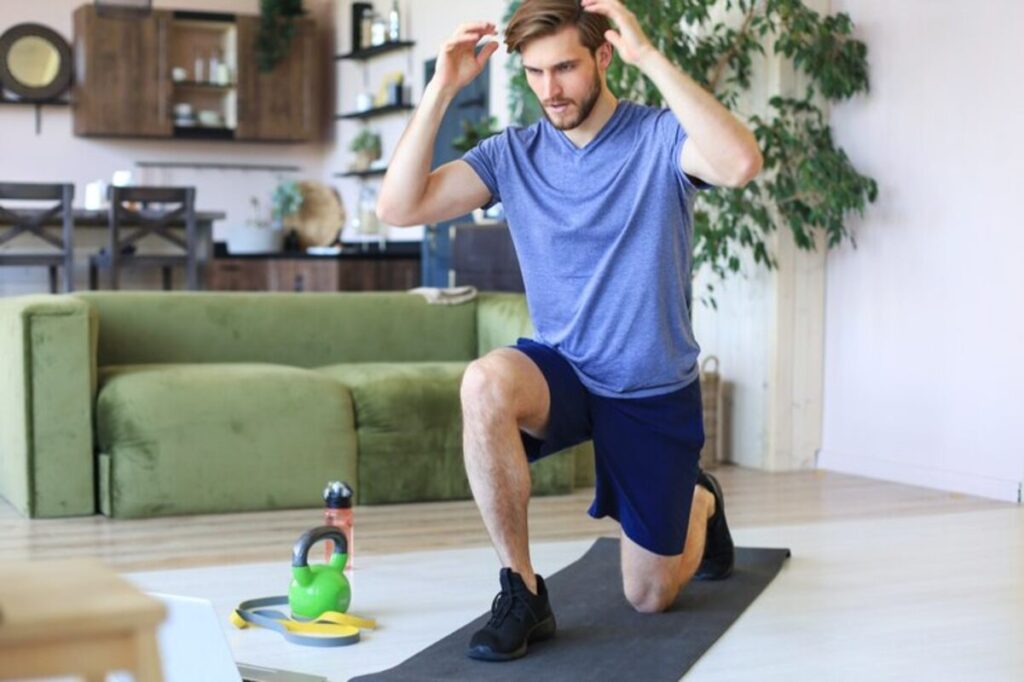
[819, 0, 1024, 501]
[691, 0, 828, 474]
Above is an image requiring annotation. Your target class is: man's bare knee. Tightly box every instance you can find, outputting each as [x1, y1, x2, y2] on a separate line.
[621, 532, 687, 613]
[624, 577, 680, 614]
[461, 355, 518, 419]
[460, 349, 549, 433]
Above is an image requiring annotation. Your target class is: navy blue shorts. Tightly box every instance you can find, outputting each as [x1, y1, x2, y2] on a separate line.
[512, 338, 705, 556]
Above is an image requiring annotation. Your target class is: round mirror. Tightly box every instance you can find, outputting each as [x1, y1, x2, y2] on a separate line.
[7, 36, 61, 88]
[0, 24, 72, 102]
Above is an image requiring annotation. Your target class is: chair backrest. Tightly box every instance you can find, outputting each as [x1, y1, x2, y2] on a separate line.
[108, 185, 196, 253]
[0, 182, 73, 202]
[0, 182, 75, 292]
[0, 182, 75, 250]
[106, 185, 198, 289]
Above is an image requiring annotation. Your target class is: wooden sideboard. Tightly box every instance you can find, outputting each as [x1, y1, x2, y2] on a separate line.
[208, 250, 420, 292]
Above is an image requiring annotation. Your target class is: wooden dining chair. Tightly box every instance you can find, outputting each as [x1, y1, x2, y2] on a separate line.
[0, 182, 75, 293]
[88, 186, 199, 291]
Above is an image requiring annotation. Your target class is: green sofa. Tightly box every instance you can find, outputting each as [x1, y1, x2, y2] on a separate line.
[0, 291, 594, 519]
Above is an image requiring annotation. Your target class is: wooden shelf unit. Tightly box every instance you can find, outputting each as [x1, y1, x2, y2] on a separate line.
[169, 15, 238, 134]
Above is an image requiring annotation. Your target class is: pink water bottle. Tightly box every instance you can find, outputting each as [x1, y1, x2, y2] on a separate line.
[323, 481, 354, 569]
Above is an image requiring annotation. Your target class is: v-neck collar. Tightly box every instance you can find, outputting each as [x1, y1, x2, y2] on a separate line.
[547, 99, 629, 156]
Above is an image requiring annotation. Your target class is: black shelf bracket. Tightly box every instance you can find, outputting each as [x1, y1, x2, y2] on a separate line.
[136, 161, 301, 172]
[336, 40, 415, 61]
[334, 167, 387, 179]
[0, 96, 70, 135]
[336, 104, 414, 121]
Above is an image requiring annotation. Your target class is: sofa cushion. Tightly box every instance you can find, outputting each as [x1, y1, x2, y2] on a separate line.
[76, 292, 479, 368]
[476, 292, 536, 357]
[317, 362, 574, 504]
[96, 363, 356, 518]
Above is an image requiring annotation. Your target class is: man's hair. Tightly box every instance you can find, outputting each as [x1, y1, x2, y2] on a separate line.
[504, 0, 612, 55]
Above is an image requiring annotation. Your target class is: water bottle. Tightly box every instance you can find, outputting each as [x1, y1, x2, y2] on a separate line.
[388, 0, 401, 42]
[323, 481, 355, 569]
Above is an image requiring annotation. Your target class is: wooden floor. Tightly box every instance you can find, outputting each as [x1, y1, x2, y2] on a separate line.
[0, 466, 1010, 571]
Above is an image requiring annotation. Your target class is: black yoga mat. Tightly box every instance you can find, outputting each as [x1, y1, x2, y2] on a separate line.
[350, 538, 791, 682]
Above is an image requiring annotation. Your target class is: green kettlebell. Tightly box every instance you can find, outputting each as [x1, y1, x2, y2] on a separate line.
[288, 526, 351, 620]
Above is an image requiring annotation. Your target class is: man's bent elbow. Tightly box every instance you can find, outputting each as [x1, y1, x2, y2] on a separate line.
[376, 200, 415, 227]
[730, 151, 763, 187]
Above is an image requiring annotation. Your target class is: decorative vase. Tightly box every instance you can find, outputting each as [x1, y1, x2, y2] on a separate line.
[227, 224, 284, 254]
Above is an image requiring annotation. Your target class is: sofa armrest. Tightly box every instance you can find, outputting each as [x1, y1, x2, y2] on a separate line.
[475, 292, 534, 357]
[0, 296, 95, 517]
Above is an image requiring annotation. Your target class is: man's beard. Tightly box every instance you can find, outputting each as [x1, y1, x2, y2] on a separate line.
[542, 66, 602, 131]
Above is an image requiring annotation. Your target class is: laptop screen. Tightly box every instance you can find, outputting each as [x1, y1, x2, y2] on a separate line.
[149, 593, 244, 682]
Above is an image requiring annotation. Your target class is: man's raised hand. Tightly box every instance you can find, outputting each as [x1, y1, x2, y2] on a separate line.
[433, 22, 500, 95]
[581, 0, 655, 67]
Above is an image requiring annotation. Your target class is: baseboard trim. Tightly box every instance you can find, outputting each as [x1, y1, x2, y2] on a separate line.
[817, 448, 1022, 503]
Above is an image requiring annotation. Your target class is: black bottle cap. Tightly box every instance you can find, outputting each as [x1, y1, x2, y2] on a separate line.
[324, 480, 354, 509]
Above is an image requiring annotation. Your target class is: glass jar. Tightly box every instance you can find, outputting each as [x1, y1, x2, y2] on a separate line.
[370, 14, 388, 47]
[358, 185, 379, 235]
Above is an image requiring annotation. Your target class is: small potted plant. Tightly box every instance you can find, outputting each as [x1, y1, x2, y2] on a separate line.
[349, 129, 382, 172]
[271, 180, 304, 228]
[227, 193, 291, 255]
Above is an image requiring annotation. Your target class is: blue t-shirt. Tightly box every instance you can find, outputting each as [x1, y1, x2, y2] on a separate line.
[462, 100, 712, 398]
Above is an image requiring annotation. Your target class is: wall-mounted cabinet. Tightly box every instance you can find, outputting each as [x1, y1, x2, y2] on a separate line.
[72, 7, 172, 137]
[72, 5, 318, 143]
[235, 15, 317, 142]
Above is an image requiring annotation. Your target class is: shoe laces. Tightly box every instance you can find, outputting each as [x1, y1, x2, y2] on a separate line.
[487, 589, 529, 627]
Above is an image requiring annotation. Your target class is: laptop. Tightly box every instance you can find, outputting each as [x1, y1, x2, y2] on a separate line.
[129, 593, 328, 682]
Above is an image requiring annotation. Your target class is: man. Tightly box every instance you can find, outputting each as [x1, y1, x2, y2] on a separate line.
[378, 0, 763, 662]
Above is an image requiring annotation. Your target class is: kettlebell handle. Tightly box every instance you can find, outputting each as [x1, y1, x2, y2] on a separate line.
[292, 525, 348, 568]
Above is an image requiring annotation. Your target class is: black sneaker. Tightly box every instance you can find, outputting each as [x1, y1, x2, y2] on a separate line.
[695, 470, 736, 580]
[466, 568, 556, 661]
